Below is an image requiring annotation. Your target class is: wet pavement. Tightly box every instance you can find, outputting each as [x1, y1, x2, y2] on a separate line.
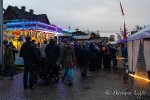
[0, 68, 149, 100]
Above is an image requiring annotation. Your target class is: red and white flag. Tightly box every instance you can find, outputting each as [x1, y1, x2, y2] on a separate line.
[120, 1, 124, 16]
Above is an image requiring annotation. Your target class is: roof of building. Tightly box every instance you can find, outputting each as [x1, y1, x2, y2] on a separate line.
[4, 5, 50, 25]
[72, 31, 88, 36]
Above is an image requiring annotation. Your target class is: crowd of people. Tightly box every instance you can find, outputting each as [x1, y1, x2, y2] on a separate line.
[1, 36, 128, 90]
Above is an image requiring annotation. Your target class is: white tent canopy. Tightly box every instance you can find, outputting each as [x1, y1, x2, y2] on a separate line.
[127, 25, 150, 72]
[128, 25, 150, 41]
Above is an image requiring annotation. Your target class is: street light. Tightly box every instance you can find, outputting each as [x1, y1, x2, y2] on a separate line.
[0, 0, 3, 68]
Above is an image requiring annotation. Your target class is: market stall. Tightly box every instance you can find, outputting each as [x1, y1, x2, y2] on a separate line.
[127, 25, 150, 73]
[4, 20, 57, 49]
[127, 25, 150, 96]
[4, 19, 72, 65]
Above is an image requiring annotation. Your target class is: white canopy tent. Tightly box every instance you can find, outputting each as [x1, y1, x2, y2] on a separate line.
[127, 25, 150, 72]
[128, 25, 150, 41]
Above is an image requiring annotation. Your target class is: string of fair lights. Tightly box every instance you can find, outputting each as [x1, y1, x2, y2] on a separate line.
[4, 19, 72, 35]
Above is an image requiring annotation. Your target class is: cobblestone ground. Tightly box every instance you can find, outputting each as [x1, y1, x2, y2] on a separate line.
[0, 68, 148, 100]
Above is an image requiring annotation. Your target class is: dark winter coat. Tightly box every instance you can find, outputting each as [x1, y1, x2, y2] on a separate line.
[45, 43, 60, 62]
[110, 47, 117, 58]
[12, 45, 18, 61]
[89, 45, 99, 60]
[78, 47, 90, 66]
[20, 42, 39, 65]
[4, 45, 14, 66]
[60, 44, 75, 68]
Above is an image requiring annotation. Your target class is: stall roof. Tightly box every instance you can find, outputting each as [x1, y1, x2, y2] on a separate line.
[72, 31, 88, 36]
[128, 25, 150, 41]
[4, 19, 72, 35]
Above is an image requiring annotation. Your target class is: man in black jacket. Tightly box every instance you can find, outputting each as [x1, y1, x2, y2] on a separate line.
[45, 39, 60, 83]
[78, 44, 90, 77]
[45, 39, 60, 62]
[110, 45, 117, 70]
[20, 36, 39, 90]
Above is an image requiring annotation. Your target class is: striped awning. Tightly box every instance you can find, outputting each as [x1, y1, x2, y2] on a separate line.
[128, 25, 150, 41]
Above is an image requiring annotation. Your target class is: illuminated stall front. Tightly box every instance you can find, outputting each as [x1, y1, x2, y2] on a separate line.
[4, 20, 72, 50]
[4, 19, 57, 49]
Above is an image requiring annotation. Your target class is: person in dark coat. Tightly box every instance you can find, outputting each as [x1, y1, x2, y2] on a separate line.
[60, 41, 75, 86]
[100, 44, 110, 71]
[74, 43, 81, 67]
[106, 44, 112, 70]
[20, 36, 39, 90]
[3, 41, 15, 80]
[110, 45, 117, 70]
[78, 44, 90, 77]
[45, 39, 60, 63]
[9, 42, 18, 62]
[45, 39, 60, 83]
[89, 42, 98, 71]
[97, 43, 103, 69]
[95, 43, 101, 70]
[34, 43, 41, 84]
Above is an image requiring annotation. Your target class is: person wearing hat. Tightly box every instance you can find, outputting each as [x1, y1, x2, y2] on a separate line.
[20, 36, 39, 90]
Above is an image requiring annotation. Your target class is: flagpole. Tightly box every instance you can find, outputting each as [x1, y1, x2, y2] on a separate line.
[119, 2, 134, 99]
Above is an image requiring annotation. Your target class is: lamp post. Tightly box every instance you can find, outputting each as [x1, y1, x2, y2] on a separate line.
[0, 0, 3, 68]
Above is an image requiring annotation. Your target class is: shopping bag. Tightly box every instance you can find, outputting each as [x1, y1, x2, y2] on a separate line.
[67, 68, 73, 78]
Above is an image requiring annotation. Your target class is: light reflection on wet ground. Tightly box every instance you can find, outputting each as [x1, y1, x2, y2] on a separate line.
[1, 68, 149, 100]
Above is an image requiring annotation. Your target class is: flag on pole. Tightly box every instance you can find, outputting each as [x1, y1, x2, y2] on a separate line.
[124, 22, 127, 39]
[120, 1, 124, 16]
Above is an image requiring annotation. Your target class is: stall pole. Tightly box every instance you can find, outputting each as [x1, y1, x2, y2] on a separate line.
[0, 0, 3, 69]
[131, 40, 134, 100]
[57, 35, 59, 45]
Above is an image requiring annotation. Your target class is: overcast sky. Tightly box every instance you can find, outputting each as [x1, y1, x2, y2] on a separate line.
[3, 0, 150, 34]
